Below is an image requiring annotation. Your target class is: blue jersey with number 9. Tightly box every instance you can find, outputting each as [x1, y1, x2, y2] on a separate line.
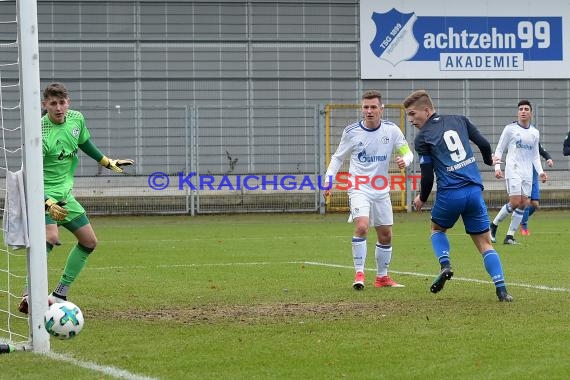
[414, 113, 484, 190]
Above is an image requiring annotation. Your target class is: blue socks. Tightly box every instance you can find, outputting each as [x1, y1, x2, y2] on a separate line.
[482, 250, 506, 288]
[432, 232, 508, 290]
[431, 231, 451, 268]
[521, 205, 536, 226]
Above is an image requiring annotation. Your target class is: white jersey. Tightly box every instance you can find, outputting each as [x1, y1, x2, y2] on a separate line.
[325, 119, 412, 195]
[494, 122, 543, 180]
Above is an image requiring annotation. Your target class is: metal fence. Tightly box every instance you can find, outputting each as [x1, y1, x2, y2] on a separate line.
[66, 104, 323, 214]
[2, 102, 569, 215]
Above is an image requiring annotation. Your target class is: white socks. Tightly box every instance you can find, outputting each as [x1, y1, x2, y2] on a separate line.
[352, 237, 367, 273]
[507, 208, 525, 236]
[493, 203, 513, 225]
[375, 244, 392, 277]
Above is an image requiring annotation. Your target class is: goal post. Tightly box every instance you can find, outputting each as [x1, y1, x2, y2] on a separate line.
[17, 0, 50, 352]
[324, 103, 409, 212]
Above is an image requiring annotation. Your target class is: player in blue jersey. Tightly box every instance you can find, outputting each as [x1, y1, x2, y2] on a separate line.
[519, 144, 553, 235]
[403, 90, 513, 302]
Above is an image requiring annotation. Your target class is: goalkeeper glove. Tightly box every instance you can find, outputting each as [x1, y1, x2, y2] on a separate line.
[99, 156, 134, 173]
[45, 199, 68, 221]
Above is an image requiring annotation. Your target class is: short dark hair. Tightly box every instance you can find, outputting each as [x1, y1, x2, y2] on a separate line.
[362, 90, 382, 103]
[43, 82, 69, 100]
[517, 99, 532, 111]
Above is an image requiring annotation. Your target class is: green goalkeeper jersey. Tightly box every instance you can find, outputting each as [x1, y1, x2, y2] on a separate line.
[42, 110, 91, 200]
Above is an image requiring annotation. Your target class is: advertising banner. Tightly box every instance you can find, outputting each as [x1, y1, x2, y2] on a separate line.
[360, 0, 568, 79]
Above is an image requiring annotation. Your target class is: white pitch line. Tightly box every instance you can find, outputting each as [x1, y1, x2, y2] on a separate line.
[44, 351, 158, 380]
[299, 261, 570, 292]
[86, 260, 570, 293]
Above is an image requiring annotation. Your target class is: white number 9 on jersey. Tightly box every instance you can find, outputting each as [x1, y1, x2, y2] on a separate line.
[443, 130, 467, 162]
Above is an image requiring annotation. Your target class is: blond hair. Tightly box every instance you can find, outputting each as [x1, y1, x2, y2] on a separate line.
[403, 90, 434, 110]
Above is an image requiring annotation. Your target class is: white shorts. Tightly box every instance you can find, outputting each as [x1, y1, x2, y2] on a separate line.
[505, 176, 532, 198]
[348, 192, 393, 226]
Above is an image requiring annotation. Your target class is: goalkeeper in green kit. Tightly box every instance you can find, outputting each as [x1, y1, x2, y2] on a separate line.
[19, 82, 134, 314]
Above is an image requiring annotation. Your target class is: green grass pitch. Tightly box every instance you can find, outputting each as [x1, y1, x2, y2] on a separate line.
[2, 211, 569, 379]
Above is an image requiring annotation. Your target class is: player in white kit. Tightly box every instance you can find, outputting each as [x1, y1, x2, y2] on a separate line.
[323, 90, 413, 289]
[490, 100, 547, 245]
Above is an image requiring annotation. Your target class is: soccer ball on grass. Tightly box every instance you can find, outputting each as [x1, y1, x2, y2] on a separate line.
[44, 301, 84, 340]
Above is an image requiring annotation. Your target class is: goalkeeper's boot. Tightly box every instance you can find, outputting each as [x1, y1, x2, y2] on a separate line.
[430, 266, 454, 293]
[490, 223, 498, 243]
[18, 295, 29, 314]
[352, 271, 365, 290]
[496, 287, 514, 302]
[48, 293, 67, 306]
[374, 275, 405, 288]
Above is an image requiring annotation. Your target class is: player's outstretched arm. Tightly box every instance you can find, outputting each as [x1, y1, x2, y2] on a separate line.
[78, 139, 134, 173]
[98, 156, 135, 173]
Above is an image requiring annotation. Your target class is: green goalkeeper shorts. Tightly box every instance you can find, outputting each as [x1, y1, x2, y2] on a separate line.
[45, 193, 90, 232]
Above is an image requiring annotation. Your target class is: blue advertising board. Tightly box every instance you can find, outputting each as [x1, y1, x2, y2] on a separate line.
[360, 1, 568, 78]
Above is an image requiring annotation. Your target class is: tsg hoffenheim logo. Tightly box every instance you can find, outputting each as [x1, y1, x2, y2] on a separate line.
[370, 8, 419, 66]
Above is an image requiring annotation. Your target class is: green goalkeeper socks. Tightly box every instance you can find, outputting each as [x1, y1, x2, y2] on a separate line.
[59, 243, 94, 287]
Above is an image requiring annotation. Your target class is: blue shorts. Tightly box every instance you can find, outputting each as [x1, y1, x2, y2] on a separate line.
[431, 185, 490, 235]
[530, 169, 540, 201]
